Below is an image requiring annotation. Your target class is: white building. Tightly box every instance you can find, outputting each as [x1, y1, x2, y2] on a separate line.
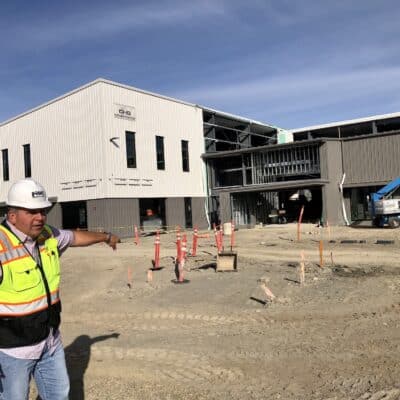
[0, 79, 209, 236]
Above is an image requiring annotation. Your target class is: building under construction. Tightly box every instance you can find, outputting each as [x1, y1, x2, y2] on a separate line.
[203, 110, 400, 227]
[1, 78, 400, 233]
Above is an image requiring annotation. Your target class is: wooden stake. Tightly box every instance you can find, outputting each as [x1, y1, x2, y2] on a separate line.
[261, 283, 276, 301]
[297, 205, 305, 241]
[299, 251, 305, 285]
[326, 220, 331, 241]
[178, 259, 185, 282]
[134, 225, 140, 245]
[319, 240, 324, 267]
[192, 227, 198, 256]
[127, 267, 133, 288]
[230, 220, 235, 251]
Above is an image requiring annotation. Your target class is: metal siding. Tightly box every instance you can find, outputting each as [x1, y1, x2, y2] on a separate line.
[0, 84, 106, 202]
[165, 198, 185, 229]
[191, 197, 208, 229]
[0, 81, 206, 206]
[87, 198, 139, 238]
[343, 190, 352, 223]
[219, 192, 231, 224]
[320, 141, 344, 225]
[342, 134, 400, 184]
[99, 83, 206, 199]
[47, 203, 62, 227]
[319, 142, 329, 180]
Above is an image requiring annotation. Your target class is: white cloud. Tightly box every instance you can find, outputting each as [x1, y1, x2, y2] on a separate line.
[172, 65, 400, 125]
[2, 0, 400, 128]
[1, 1, 228, 50]
[175, 66, 400, 101]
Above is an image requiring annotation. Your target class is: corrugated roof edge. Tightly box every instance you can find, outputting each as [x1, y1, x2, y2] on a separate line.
[0, 78, 201, 127]
[0, 78, 285, 133]
[201, 106, 284, 132]
[290, 111, 400, 133]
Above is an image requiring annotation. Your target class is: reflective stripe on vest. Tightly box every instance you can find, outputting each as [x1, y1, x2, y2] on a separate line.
[0, 224, 61, 317]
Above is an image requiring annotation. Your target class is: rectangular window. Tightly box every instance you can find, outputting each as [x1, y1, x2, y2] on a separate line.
[181, 140, 190, 172]
[125, 131, 136, 168]
[2, 149, 9, 181]
[156, 135, 165, 170]
[23, 144, 31, 178]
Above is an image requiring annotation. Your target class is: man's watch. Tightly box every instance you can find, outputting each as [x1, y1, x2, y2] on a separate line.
[104, 232, 112, 244]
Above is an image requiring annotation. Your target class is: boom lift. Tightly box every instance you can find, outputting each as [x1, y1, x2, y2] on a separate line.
[370, 177, 400, 228]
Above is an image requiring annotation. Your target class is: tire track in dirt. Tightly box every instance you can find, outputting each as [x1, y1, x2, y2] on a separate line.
[63, 310, 263, 325]
[325, 378, 400, 400]
[89, 346, 244, 384]
[355, 388, 400, 400]
[63, 301, 400, 335]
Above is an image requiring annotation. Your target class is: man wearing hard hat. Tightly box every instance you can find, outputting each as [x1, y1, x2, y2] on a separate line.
[0, 179, 120, 399]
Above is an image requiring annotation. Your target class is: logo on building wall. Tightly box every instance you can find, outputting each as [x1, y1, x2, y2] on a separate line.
[114, 104, 136, 121]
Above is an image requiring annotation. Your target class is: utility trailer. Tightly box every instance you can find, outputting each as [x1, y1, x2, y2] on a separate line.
[370, 177, 400, 228]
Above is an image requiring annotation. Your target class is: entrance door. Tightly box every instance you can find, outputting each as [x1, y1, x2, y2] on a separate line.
[231, 194, 250, 226]
[139, 198, 166, 229]
[184, 197, 193, 228]
[61, 201, 87, 229]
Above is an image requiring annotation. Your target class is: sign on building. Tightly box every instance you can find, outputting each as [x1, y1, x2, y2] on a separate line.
[114, 103, 136, 121]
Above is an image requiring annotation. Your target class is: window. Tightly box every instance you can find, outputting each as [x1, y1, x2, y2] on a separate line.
[156, 136, 165, 170]
[181, 140, 189, 172]
[2, 149, 9, 181]
[125, 131, 136, 168]
[23, 144, 31, 178]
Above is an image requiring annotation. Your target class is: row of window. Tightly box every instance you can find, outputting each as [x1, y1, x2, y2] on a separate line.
[2, 144, 31, 181]
[1, 133, 190, 182]
[125, 131, 190, 172]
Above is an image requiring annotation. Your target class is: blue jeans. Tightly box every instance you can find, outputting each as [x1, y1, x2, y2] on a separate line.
[0, 341, 69, 400]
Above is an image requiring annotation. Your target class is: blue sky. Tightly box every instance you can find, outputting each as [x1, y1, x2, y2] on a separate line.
[1, 0, 400, 129]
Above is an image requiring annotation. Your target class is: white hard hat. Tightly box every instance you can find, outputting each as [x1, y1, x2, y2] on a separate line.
[6, 179, 52, 209]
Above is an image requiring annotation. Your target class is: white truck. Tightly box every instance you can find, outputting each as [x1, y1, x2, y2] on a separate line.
[370, 177, 400, 228]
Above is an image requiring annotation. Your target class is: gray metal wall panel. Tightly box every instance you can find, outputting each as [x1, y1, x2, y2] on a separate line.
[342, 134, 400, 185]
[343, 189, 352, 224]
[47, 203, 62, 228]
[165, 198, 185, 229]
[87, 198, 139, 238]
[219, 192, 231, 224]
[191, 197, 208, 230]
[319, 142, 329, 180]
[320, 141, 345, 225]
[0, 207, 7, 221]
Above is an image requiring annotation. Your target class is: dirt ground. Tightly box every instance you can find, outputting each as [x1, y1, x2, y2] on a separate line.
[29, 223, 400, 400]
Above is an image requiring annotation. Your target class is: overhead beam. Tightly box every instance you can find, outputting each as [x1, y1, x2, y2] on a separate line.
[204, 122, 275, 140]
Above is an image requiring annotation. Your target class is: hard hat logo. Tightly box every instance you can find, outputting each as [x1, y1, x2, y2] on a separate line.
[32, 191, 45, 198]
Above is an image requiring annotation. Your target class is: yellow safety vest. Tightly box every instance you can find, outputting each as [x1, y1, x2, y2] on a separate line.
[0, 224, 60, 317]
